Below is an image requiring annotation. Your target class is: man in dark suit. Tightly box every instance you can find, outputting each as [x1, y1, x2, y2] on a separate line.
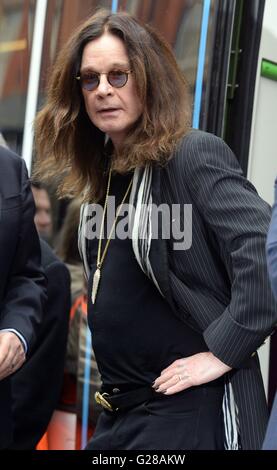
[0, 145, 46, 449]
[10, 239, 71, 449]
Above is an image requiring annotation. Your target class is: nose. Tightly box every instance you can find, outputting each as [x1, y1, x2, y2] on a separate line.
[95, 74, 113, 96]
[36, 210, 51, 229]
[41, 212, 51, 227]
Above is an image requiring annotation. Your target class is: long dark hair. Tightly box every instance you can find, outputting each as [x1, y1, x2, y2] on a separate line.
[34, 9, 191, 202]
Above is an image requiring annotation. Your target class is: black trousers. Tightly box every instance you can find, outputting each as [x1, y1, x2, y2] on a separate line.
[86, 382, 224, 450]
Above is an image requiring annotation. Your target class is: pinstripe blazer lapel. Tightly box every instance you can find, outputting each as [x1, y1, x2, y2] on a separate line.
[148, 165, 175, 310]
[129, 164, 175, 310]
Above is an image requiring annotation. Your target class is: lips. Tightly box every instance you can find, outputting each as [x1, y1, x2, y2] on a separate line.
[98, 108, 119, 113]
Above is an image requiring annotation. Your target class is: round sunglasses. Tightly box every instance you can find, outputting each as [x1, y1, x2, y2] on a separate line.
[76, 70, 132, 91]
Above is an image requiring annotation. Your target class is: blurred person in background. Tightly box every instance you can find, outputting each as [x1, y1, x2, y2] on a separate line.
[31, 182, 53, 243]
[57, 198, 102, 448]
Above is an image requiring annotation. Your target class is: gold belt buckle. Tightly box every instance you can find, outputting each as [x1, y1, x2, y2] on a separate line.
[95, 391, 113, 411]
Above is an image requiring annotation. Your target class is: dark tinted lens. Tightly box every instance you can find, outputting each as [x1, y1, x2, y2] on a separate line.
[108, 71, 128, 88]
[81, 73, 99, 91]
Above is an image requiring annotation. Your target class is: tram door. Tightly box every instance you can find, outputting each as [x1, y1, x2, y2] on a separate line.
[247, 0, 277, 409]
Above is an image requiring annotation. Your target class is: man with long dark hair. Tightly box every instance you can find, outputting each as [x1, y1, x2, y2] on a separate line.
[34, 10, 277, 450]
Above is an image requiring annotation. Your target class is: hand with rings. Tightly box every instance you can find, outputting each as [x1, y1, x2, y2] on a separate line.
[152, 360, 191, 394]
[152, 352, 232, 395]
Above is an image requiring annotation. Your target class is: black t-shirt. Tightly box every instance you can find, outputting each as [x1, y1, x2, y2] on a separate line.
[87, 172, 210, 387]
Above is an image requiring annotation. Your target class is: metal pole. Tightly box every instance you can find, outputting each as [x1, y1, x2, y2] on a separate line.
[111, 0, 118, 13]
[22, 0, 48, 172]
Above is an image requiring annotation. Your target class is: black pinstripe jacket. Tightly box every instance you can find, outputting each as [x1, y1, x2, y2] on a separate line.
[79, 130, 277, 449]
[148, 130, 277, 450]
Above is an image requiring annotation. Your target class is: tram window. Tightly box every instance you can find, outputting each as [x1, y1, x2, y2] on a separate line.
[120, 0, 217, 129]
[0, 0, 36, 153]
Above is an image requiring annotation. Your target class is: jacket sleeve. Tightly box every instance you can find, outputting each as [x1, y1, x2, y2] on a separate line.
[0, 159, 47, 352]
[11, 259, 70, 449]
[182, 131, 277, 368]
[266, 179, 277, 301]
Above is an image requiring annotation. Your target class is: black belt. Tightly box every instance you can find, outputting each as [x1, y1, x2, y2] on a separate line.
[95, 385, 155, 412]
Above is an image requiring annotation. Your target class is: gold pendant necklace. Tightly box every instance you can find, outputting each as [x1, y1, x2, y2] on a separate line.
[91, 169, 133, 304]
[91, 265, 101, 305]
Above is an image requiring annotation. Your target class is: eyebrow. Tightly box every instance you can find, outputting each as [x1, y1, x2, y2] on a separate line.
[80, 63, 130, 73]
